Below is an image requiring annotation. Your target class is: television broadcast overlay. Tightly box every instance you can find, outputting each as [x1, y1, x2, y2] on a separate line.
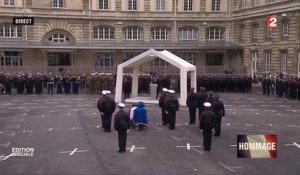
[237, 135, 277, 158]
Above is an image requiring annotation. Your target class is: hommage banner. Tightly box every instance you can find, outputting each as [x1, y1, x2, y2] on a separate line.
[237, 135, 277, 158]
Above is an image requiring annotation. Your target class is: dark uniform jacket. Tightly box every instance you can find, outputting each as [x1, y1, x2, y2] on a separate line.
[212, 100, 225, 118]
[114, 110, 130, 131]
[186, 92, 198, 109]
[200, 110, 216, 129]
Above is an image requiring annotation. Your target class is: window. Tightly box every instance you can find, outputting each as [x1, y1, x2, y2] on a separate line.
[151, 27, 170, 40]
[53, 0, 63, 8]
[94, 26, 114, 39]
[99, 0, 108, 10]
[280, 51, 287, 73]
[48, 53, 70, 66]
[4, 0, 14, 6]
[0, 25, 22, 38]
[282, 21, 289, 37]
[240, 0, 246, 9]
[240, 25, 245, 42]
[206, 27, 224, 40]
[212, 0, 220, 11]
[179, 27, 198, 40]
[206, 54, 223, 65]
[253, 0, 259, 6]
[124, 52, 140, 62]
[156, 0, 165, 11]
[124, 27, 143, 40]
[252, 24, 258, 41]
[95, 53, 113, 67]
[184, 0, 193, 11]
[1, 51, 22, 67]
[179, 53, 196, 65]
[268, 0, 276, 3]
[128, 0, 137, 10]
[266, 27, 272, 38]
[265, 50, 272, 72]
[48, 33, 70, 43]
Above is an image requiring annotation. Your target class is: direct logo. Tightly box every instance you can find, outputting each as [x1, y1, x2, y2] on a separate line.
[237, 135, 277, 158]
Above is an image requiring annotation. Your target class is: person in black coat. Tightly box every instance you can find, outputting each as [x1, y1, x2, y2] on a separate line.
[165, 89, 179, 130]
[186, 87, 198, 125]
[200, 102, 216, 151]
[97, 90, 116, 132]
[212, 95, 225, 137]
[159, 88, 169, 125]
[114, 103, 130, 153]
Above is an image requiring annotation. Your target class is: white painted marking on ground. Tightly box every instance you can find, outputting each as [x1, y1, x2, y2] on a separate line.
[48, 128, 53, 131]
[285, 142, 300, 149]
[127, 145, 146, 152]
[59, 148, 88, 155]
[230, 145, 237, 147]
[218, 162, 236, 172]
[255, 113, 259, 115]
[130, 145, 135, 152]
[176, 144, 201, 150]
[2, 153, 14, 161]
[226, 123, 231, 126]
[192, 148, 204, 155]
[171, 136, 181, 142]
[187, 143, 191, 150]
[93, 113, 97, 115]
[0, 141, 11, 148]
[96, 125, 100, 128]
[67, 113, 71, 116]
[2, 131, 16, 137]
[288, 125, 300, 128]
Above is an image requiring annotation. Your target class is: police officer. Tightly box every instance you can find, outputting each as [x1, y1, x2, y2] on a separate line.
[200, 102, 216, 151]
[186, 87, 198, 125]
[98, 90, 116, 132]
[165, 89, 179, 130]
[212, 95, 225, 137]
[114, 103, 130, 153]
[197, 87, 207, 129]
[159, 88, 169, 125]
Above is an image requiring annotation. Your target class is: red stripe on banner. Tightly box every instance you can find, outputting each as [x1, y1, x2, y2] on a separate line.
[264, 135, 277, 158]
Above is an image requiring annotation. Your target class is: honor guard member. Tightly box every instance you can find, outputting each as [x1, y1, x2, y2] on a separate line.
[197, 87, 207, 129]
[159, 88, 169, 125]
[99, 90, 116, 132]
[114, 103, 130, 153]
[165, 89, 179, 130]
[186, 87, 198, 124]
[47, 76, 54, 95]
[200, 102, 216, 151]
[212, 95, 225, 137]
[97, 90, 107, 128]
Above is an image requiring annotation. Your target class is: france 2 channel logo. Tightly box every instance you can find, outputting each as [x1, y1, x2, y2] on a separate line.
[266, 15, 277, 28]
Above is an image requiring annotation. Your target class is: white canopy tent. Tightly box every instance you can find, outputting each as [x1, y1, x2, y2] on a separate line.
[115, 48, 197, 106]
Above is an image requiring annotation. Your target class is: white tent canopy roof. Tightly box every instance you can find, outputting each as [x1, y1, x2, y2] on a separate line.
[115, 48, 197, 106]
[119, 48, 196, 71]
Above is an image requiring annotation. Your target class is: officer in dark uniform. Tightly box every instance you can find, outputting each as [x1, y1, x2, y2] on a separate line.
[186, 87, 198, 125]
[97, 90, 116, 132]
[200, 102, 216, 151]
[114, 103, 130, 153]
[165, 89, 179, 130]
[197, 87, 207, 129]
[159, 88, 169, 125]
[56, 76, 63, 94]
[212, 95, 225, 137]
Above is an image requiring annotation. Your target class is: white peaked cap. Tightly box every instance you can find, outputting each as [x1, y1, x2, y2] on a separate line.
[204, 102, 211, 107]
[106, 90, 111, 94]
[168, 90, 175, 94]
[101, 90, 107, 95]
[162, 88, 168, 92]
[118, 103, 125, 108]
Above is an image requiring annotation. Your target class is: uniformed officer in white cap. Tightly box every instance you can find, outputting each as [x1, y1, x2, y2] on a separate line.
[200, 102, 216, 151]
[159, 88, 169, 125]
[164, 89, 179, 130]
[114, 103, 130, 153]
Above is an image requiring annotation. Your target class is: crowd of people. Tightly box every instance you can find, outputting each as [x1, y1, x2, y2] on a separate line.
[0, 72, 253, 97]
[261, 76, 300, 100]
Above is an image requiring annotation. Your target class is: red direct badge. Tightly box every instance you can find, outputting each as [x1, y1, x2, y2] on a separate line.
[266, 15, 277, 28]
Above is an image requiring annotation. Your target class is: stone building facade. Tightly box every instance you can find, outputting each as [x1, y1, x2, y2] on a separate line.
[0, 0, 299, 77]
